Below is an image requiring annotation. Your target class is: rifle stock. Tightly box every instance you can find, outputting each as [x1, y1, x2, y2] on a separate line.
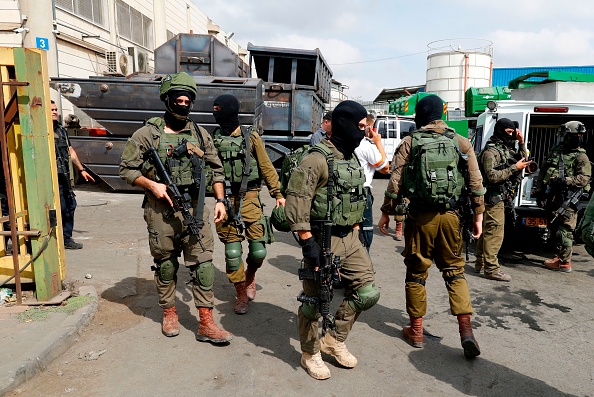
[550, 188, 585, 224]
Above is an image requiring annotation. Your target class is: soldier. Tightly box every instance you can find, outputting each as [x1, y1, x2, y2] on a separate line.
[51, 100, 95, 249]
[119, 72, 232, 344]
[533, 121, 591, 272]
[285, 100, 380, 380]
[475, 118, 532, 281]
[378, 95, 484, 359]
[309, 111, 332, 146]
[211, 94, 285, 315]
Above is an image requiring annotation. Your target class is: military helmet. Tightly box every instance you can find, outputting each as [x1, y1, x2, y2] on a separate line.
[159, 72, 197, 101]
[560, 121, 586, 134]
[270, 205, 291, 232]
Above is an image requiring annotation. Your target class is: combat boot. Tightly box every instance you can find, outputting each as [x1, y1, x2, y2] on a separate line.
[320, 333, 358, 368]
[402, 316, 423, 348]
[196, 307, 233, 344]
[544, 257, 572, 273]
[394, 221, 403, 241]
[457, 314, 481, 359]
[301, 352, 331, 380]
[162, 306, 179, 337]
[234, 282, 249, 314]
[245, 269, 257, 301]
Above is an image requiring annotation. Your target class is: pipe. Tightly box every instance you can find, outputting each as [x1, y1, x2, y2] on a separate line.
[55, 21, 129, 52]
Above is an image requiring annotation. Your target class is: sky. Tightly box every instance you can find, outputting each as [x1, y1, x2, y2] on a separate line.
[194, 0, 594, 102]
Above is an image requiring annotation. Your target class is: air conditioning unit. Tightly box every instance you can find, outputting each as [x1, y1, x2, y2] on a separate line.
[128, 46, 149, 73]
[106, 51, 131, 76]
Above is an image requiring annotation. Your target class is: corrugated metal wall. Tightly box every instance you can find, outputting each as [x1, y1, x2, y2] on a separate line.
[493, 66, 594, 87]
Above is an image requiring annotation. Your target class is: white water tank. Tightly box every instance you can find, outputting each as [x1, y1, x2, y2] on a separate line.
[426, 39, 493, 111]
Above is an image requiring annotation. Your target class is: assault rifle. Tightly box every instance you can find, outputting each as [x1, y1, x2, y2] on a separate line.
[458, 185, 475, 262]
[223, 180, 245, 234]
[144, 146, 205, 249]
[297, 158, 341, 336]
[550, 187, 586, 225]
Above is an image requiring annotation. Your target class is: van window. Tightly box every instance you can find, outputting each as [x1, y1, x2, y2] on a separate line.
[400, 121, 416, 139]
[387, 120, 398, 138]
[377, 120, 387, 138]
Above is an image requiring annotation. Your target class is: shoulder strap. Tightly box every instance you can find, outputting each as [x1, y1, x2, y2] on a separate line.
[239, 125, 252, 196]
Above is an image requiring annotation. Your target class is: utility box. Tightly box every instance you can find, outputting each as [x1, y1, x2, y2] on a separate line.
[154, 34, 249, 78]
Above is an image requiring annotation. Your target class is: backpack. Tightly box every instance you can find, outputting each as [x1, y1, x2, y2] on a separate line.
[279, 145, 311, 197]
[403, 130, 463, 208]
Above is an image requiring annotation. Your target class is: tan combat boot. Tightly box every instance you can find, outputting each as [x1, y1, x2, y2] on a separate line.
[458, 314, 481, 359]
[234, 282, 249, 314]
[320, 333, 358, 368]
[162, 307, 179, 337]
[301, 352, 331, 380]
[196, 307, 233, 344]
[402, 316, 423, 348]
[245, 270, 257, 301]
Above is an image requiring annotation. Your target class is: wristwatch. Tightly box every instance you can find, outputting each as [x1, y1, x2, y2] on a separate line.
[215, 198, 226, 204]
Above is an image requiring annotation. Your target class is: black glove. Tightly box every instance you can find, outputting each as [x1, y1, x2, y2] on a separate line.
[300, 236, 322, 266]
[551, 177, 566, 190]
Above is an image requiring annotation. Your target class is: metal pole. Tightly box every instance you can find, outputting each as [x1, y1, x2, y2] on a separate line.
[0, 75, 29, 305]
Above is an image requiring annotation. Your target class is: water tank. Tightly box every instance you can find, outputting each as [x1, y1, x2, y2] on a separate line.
[426, 39, 493, 112]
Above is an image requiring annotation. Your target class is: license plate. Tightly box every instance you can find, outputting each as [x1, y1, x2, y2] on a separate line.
[523, 217, 547, 227]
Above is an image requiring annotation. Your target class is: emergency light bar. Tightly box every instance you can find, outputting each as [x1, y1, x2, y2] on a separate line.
[533, 107, 568, 113]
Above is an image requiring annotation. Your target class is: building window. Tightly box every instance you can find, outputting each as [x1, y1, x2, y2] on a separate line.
[116, 0, 154, 49]
[56, 0, 105, 26]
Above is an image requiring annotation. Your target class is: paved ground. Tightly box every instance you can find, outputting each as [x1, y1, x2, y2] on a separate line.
[2, 178, 594, 396]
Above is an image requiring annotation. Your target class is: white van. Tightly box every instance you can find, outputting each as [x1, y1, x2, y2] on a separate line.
[373, 115, 416, 161]
[474, 100, 594, 241]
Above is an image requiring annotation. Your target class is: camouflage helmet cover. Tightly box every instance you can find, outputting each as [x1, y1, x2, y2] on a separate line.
[159, 72, 197, 101]
[560, 120, 586, 134]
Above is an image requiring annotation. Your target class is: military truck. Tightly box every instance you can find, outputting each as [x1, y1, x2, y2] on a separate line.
[51, 34, 331, 191]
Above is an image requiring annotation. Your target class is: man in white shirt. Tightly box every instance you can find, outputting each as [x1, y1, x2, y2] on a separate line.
[355, 114, 390, 251]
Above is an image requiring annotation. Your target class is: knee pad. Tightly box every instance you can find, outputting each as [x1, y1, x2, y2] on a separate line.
[348, 282, 380, 312]
[299, 301, 320, 321]
[224, 242, 243, 271]
[156, 258, 179, 284]
[191, 261, 215, 291]
[247, 240, 267, 264]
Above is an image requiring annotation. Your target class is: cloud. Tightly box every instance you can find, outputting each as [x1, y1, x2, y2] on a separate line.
[491, 28, 594, 67]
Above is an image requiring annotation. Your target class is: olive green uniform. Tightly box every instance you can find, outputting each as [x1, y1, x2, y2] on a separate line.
[119, 119, 225, 308]
[214, 127, 283, 283]
[285, 140, 378, 354]
[475, 140, 526, 276]
[381, 121, 485, 317]
[535, 146, 591, 262]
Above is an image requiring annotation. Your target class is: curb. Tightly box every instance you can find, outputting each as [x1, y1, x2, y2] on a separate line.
[0, 286, 98, 396]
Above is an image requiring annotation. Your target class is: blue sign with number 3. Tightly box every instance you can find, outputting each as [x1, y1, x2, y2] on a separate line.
[36, 37, 49, 51]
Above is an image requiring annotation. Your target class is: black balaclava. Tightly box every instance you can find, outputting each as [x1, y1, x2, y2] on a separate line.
[213, 94, 240, 135]
[164, 89, 193, 131]
[414, 95, 444, 128]
[493, 118, 517, 148]
[329, 100, 367, 159]
[564, 134, 583, 151]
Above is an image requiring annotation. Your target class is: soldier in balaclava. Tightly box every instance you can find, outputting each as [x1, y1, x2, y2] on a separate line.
[211, 94, 285, 315]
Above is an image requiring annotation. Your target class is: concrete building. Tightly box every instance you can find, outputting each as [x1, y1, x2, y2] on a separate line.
[0, 0, 243, 88]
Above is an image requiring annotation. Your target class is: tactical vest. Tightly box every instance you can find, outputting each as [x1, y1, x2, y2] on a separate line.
[54, 125, 71, 176]
[310, 144, 366, 227]
[213, 127, 260, 187]
[479, 140, 520, 205]
[146, 117, 204, 187]
[402, 129, 463, 208]
[542, 145, 590, 191]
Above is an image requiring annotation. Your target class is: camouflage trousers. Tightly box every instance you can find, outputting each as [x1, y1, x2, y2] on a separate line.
[475, 201, 505, 276]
